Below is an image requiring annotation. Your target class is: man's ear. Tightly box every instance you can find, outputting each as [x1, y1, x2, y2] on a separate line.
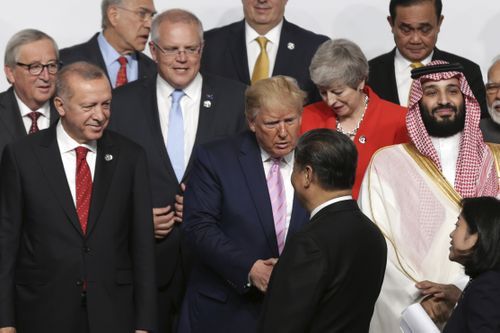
[53, 96, 65, 117]
[4, 65, 15, 85]
[107, 5, 120, 28]
[387, 15, 395, 28]
[304, 165, 313, 187]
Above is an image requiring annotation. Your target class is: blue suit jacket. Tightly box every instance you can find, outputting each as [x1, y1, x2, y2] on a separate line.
[179, 131, 308, 333]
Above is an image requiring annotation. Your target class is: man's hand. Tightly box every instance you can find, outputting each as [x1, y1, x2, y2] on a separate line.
[417, 280, 460, 324]
[0, 327, 16, 333]
[174, 183, 186, 221]
[153, 206, 180, 239]
[135, 330, 149, 333]
[249, 258, 278, 293]
[416, 280, 461, 304]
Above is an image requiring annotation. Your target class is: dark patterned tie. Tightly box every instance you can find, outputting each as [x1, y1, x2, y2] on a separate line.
[115, 56, 128, 87]
[27, 111, 41, 134]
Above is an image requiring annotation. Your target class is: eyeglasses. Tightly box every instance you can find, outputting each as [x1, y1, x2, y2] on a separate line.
[152, 42, 202, 58]
[116, 6, 156, 22]
[486, 82, 500, 95]
[16, 61, 61, 75]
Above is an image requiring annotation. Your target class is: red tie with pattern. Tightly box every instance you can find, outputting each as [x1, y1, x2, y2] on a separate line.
[27, 111, 41, 134]
[115, 56, 128, 87]
[75, 147, 92, 234]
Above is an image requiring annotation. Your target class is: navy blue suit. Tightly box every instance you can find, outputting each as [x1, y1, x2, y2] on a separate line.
[201, 19, 329, 104]
[179, 131, 308, 333]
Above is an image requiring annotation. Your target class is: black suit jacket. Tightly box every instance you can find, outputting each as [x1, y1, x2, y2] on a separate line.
[0, 87, 59, 157]
[0, 128, 156, 333]
[443, 269, 500, 333]
[59, 33, 157, 86]
[368, 47, 488, 117]
[201, 19, 329, 104]
[109, 74, 247, 286]
[179, 131, 309, 333]
[259, 200, 387, 333]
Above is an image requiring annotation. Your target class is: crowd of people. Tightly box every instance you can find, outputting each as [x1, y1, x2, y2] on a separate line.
[0, 0, 499, 332]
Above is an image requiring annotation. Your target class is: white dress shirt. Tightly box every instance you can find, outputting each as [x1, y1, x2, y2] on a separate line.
[261, 149, 294, 240]
[430, 132, 461, 186]
[310, 195, 353, 220]
[15, 91, 51, 132]
[394, 49, 433, 106]
[245, 20, 283, 78]
[157, 73, 202, 168]
[56, 121, 97, 205]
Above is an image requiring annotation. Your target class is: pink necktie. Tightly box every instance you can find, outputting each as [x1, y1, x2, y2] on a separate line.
[267, 158, 287, 254]
[75, 147, 92, 234]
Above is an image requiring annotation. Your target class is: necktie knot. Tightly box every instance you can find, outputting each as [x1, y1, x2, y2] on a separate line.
[75, 146, 89, 161]
[171, 89, 185, 104]
[118, 56, 128, 66]
[410, 62, 424, 69]
[256, 36, 268, 50]
[28, 111, 41, 122]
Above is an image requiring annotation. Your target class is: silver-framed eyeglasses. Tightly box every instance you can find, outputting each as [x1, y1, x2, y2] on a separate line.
[116, 6, 156, 21]
[16, 61, 61, 75]
[486, 82, 500, 95]
[152, 42, 202, 57]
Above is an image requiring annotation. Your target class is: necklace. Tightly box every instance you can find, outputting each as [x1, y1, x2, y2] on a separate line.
[336, 94, 369, 138]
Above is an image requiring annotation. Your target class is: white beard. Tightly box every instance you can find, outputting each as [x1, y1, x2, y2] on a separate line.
[488, 100, 500, 125]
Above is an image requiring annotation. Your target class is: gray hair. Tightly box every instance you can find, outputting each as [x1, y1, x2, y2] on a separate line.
[56, 61, 108, 100]
[488, 55, 500, 81]
[245, 75, 306, 120]
[309, 38, 368, 89]
[4, 29, 59, 68]
[151, 9, 204, 44]
[101, 0, 124, 29]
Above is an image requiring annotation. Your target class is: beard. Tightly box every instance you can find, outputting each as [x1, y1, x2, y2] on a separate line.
[488, 100, 500, 125]
[420, 102, 466, 137]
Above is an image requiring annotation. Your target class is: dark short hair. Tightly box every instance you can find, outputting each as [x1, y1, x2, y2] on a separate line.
[460, 196, 500, 278]
[56, 61, 108, 100]
[294, 129, 357, 191]
[389, 0, 442, 21]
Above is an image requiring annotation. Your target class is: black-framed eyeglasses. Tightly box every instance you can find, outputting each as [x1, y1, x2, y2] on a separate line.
[116, 6, 156, 22]
[486, 82, 500, 95]
[152, 41, 202, 57]
[16, 61, 61, 75]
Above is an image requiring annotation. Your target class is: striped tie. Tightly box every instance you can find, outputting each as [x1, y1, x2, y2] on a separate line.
[266, 158, 287, 254]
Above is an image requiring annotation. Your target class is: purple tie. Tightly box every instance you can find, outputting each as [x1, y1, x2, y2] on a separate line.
[267, 158, 287, 254]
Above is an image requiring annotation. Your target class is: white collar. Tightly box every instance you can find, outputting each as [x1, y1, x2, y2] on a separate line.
[156, 73, 203, 101]
[56, 121, 97, 154]
[245, 19, 283, 46]
[14, 89, 51, 117]
[394, 48, 434, 73]
[310, 195, 353, 220]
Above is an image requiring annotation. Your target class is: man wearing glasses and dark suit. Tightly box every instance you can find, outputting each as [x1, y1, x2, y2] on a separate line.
[0, 29, 60, 157]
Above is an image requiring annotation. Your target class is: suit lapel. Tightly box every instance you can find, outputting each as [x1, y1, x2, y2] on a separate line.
[387, 48, 400, 104]
[86, 131, 118, 236]
[238, 132, 279, 256]
[0, 88, 28, 139]
[89, 33, 112, 83]
[286, 196, 308, 238]
[35, 128, 82, 235]
[229, 21, 251, 84]
[272, 19, 295, 77]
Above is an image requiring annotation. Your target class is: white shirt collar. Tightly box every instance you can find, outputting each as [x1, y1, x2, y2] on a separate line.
[310, 195, 353, 220]
[56, 121, 97, 154]
[394, 48, 434, 74]
[260, 147, 294, 166]
[156, 73, 203, 101]
[13, 89, 51, 117]
[245, 19, 283, 46]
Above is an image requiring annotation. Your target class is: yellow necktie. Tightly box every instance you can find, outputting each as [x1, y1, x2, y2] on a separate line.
[408, 62, 424, 105]
[251, 37, 269, 84]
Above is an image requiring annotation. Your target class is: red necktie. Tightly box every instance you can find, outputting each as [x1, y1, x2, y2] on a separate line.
[75, 147, 92, 234]
[115, 56, 128, 87]
[27, 111, 41, 134]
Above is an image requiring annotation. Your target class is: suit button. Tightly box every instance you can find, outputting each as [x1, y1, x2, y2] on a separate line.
[83, 246, 91, 254]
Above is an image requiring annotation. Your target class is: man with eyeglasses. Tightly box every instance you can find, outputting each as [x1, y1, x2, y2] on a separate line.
[481, 57, 500, 143]
[109, 9, 247, 333]
[60, 0, 157, 88]
[367, 0, 488, 117]
[0, 29, 60, 157]
[177, 76, 308, 333]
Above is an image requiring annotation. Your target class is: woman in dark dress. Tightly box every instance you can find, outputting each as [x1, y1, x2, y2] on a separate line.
[444, 196, 500, 332]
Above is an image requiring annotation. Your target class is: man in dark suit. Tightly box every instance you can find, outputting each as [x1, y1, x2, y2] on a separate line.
[60, 0, 157, 88]
[201, 0, 328, 104]
[179, 76, 309, 333]
[0, 62, 156, 333]
[259, 129, 387, 333]
[109, 9, 247, 333]
[368, 0, 487, 116]
[0, 29, 60, 156]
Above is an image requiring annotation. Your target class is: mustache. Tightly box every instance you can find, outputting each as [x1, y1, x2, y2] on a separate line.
[432, 103, 458, 114]
[492, 100, 500, 108]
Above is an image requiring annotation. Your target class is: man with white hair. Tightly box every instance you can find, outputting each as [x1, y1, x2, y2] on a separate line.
[481, 56, 500, 143]
[359, 60, 500, 332]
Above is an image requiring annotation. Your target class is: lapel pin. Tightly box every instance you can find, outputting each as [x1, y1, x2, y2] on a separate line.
[203, 100, 212, 108]
[104, 154, 113, 162]
[287, 42, 295, 50]
[358, 135, 366, 144]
